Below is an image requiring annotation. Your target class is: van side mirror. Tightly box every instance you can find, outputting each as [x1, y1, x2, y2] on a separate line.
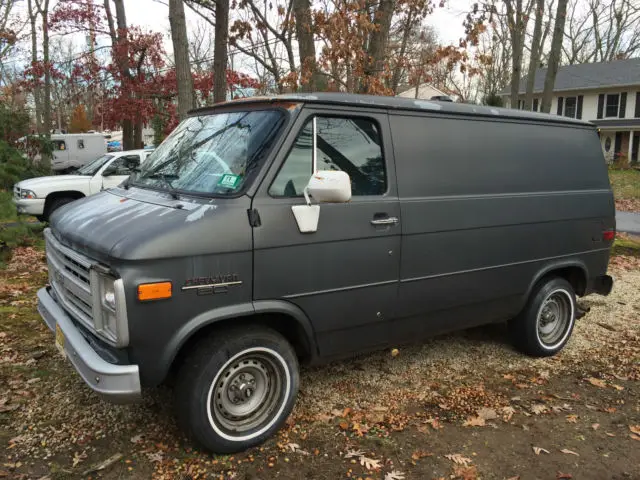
[291, 170, 351, 233]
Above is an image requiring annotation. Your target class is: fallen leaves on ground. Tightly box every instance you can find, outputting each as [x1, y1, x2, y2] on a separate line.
[444, 454, 472, 466]
[566, 415, 578, 423]
[533, 447, 550, 455]
[384, 470, 405, 480]
[586, 377, 607, 388]
[463, 416, 486, 427]
[560, 449, 579, 456]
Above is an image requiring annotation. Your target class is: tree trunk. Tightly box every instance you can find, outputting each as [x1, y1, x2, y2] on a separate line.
[360, 0, 395, 93]
[41, 0, 51, 135]
[505, 0, 525, 109]
[110, 0, 134, 150]
[293, 0, 317, 92]
[524, 0, 544, 110]
[541, 0, 568, 113]
[133, 117, 143, 149]
[391, 8, 414, 95]
[169, 0, 196, 119]
[213, 0, 229, 103]
[27, 0, 42, 133]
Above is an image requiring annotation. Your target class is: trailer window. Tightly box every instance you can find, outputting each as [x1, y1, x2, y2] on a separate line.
[77, 139, 85, 149]
[53, 140, 66, 151]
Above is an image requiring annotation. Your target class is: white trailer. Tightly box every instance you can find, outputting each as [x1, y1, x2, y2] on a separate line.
[50, 133, 107, 172]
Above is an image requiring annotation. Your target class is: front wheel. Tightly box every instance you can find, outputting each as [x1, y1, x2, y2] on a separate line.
[509, 277, 577, 357]
[175, 326, 299, 453]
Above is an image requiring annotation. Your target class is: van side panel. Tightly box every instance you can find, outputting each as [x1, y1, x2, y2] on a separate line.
[389, 113, 614, 339]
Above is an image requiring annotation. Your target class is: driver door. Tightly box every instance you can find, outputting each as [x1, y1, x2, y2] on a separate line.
[251, 108, 401, 358]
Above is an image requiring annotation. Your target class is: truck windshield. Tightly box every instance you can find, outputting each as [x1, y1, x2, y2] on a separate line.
[77, 154, 114, 176]
[133, 110, 284, 196]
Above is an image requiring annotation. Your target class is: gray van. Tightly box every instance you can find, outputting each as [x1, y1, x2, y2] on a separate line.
[37, 93, 615, 453]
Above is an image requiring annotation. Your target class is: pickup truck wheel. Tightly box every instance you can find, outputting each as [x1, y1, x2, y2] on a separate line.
[175, 327, 299, 453]
[509, 277, 576, 357]
[45, 197, 75, 220]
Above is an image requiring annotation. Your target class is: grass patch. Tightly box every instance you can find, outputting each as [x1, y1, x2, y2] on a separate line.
[612, 234, 640, 258]
[609, 169, 640, 200]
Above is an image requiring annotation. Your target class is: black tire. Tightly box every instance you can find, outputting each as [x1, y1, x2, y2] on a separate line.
[509, 277, 577, 357]
[45, 197, 75, 221]
[175, 326, 299, 453]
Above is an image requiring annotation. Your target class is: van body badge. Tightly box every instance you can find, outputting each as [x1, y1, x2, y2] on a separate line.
[182, 274, 242, 295]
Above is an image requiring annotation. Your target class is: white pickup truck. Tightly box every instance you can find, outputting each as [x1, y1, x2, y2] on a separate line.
[13, 149, 154, 221]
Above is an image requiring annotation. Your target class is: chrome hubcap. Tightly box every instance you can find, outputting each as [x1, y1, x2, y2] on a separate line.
[537, 291, 572, 346]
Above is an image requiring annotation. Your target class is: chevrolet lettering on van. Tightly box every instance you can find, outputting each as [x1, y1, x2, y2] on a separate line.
[36, 93, 615, 454]
[183, 274, 242, 290]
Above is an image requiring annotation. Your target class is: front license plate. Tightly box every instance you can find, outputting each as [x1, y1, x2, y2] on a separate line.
[55, 323, 66, 357]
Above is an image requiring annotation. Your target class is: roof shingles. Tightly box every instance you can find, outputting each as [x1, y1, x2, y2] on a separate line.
[499, 58, 640, 95]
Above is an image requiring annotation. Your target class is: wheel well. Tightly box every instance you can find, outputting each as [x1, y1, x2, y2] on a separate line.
[167, 313, 313, 384]
[543, 266, 587, 296]
[44, 191, 85, 214]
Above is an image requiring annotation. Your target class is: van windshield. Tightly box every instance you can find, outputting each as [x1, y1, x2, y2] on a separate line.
[77, 154, 114, 176]
[133, 110, 284, 196]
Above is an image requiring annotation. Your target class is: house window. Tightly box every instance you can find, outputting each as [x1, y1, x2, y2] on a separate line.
[564, 97, 577, 118]
[533, 98, 539, 112]
[606, 94, 620, 117]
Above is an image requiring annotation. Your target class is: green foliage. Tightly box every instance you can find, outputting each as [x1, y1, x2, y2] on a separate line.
[0, 101, 29, 143]
[482, 92, 504, 107]
[0, 101, 52, 190]
[0, 191, 17, 222]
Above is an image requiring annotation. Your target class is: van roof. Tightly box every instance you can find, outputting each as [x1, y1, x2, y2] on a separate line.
[191, 92, 593, 127]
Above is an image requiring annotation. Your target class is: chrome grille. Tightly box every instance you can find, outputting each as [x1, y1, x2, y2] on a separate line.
[44, 229, 95, 329]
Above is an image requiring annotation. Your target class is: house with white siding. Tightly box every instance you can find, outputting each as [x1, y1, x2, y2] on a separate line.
[499, 58, 640, 164]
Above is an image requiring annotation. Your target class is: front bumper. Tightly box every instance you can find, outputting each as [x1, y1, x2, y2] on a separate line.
[13, 198, 45, 216]
[37, 287, 141, 403]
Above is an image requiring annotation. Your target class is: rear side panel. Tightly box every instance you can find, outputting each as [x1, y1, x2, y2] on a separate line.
[389, 112, 614, 341]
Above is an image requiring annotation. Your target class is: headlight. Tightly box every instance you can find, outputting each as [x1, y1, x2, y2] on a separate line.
[92, 271, 129, 347]
[20, 189, 37, 199]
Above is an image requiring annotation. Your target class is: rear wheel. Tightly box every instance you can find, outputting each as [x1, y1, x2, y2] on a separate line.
[509, 277, 576, 357]
[175, 326, 299, 453]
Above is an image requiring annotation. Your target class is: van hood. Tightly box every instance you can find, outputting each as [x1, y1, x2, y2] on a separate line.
[49, 187, 251, 262]
[18, 175, 90, 194]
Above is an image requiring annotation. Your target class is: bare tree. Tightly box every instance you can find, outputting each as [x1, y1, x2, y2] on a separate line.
[169, 0, 196, 118]
[27, 0, 43, 132]
[524, 0, 544, 110]
[293, 0, 317, 91]
[360, 0, 395, 93]
[214, 0, 229, 102]
[505, 0, 534, 108]
[541, 0, 568, 113]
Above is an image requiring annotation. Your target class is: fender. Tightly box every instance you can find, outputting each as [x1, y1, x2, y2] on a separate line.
[157, 299, 318, 382]
[522, 258, 589, 306]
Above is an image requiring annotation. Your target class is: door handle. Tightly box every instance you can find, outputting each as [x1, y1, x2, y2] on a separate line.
[371, 216, 399, 226]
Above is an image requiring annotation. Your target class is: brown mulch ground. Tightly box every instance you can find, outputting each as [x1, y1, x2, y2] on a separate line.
[0, 246, 638, 480]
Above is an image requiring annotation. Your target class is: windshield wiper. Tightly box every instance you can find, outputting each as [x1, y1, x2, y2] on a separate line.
[148, 173, 180, 199]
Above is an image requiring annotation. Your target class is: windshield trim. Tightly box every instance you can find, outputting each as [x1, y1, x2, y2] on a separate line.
[130, 107, 290, 199]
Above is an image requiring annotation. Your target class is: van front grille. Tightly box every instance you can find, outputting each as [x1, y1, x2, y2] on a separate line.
[44, 229, 95, 329]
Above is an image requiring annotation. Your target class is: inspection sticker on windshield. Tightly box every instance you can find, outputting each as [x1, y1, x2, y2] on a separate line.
[218, 174, 241, 188]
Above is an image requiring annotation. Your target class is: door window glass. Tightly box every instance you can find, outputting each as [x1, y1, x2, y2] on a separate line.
[109, 155, 140, 175]
[270, 117, 386, 197]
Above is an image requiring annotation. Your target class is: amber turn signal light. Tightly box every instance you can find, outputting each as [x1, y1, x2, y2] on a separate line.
[138, 282, 172, 301]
